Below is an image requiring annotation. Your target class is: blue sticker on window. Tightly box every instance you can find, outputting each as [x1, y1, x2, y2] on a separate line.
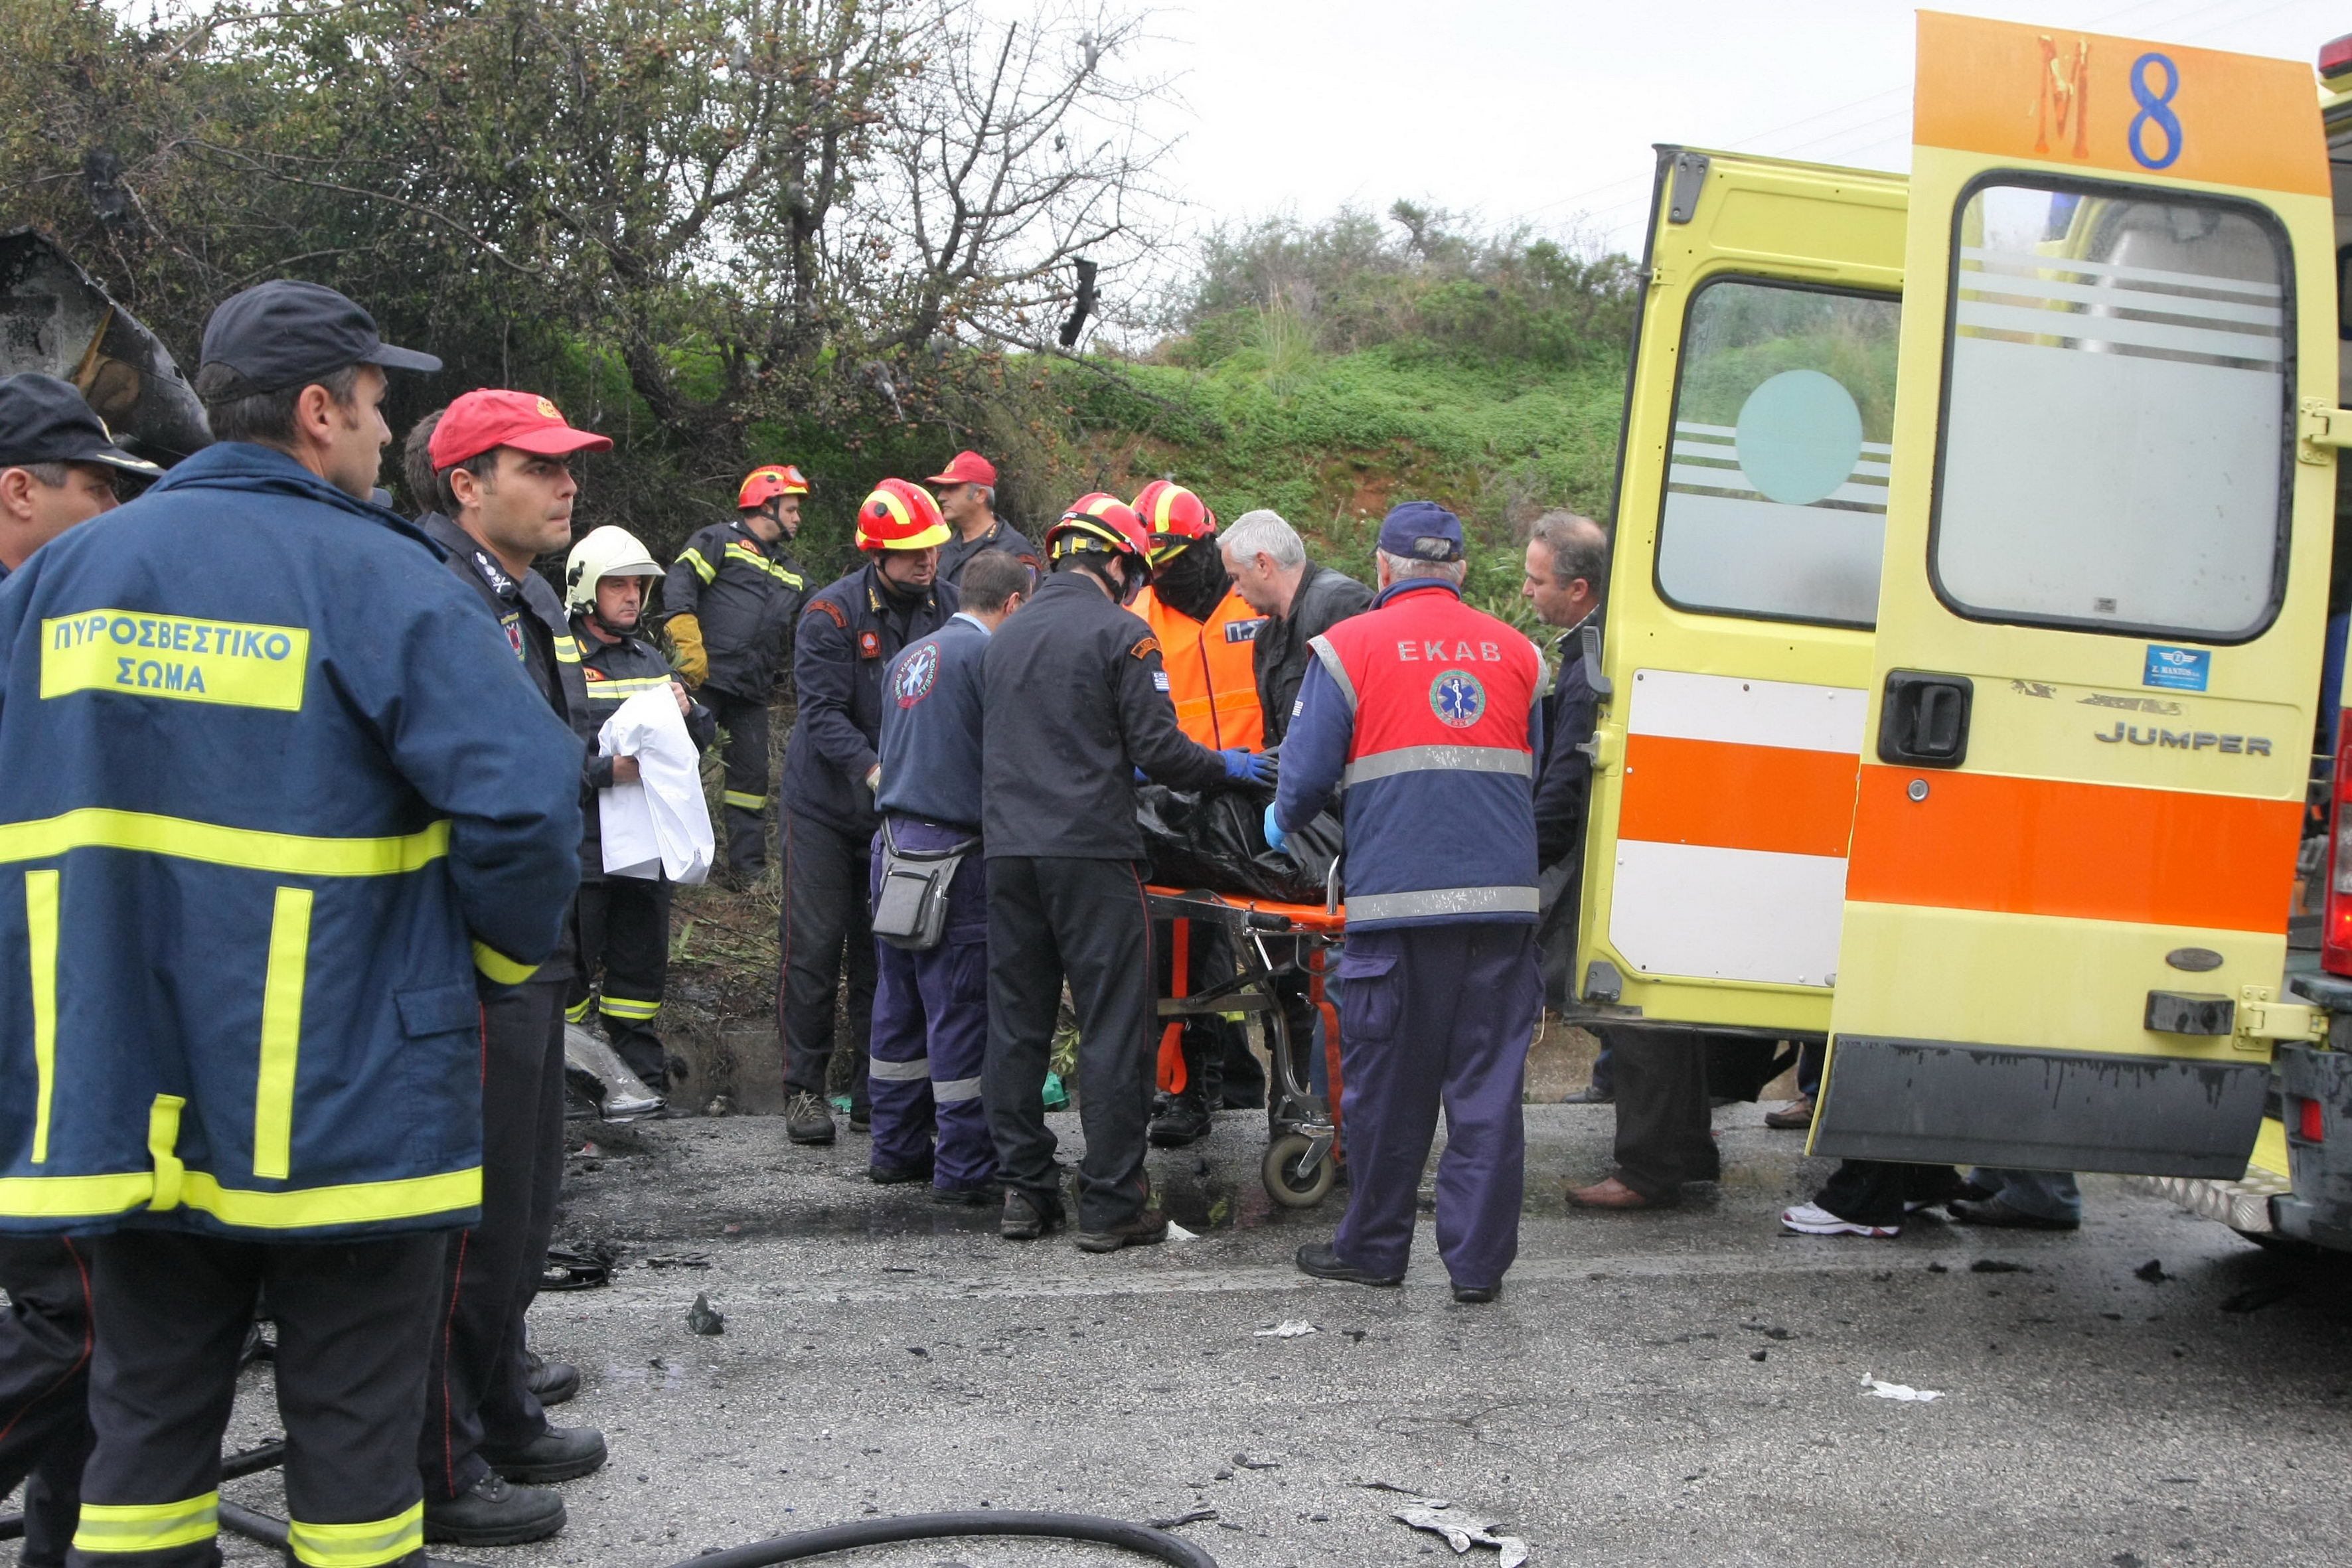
[2144, 644, 2210, 692]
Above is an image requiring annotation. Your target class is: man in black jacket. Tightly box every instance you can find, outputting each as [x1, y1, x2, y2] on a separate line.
[663, 465, 809, 882]
[1523, 511, 1608, 1020]
[405, 392, 612, 1544]
[777, 480, 959, 1146]
[564, 524, 718, 1093]
[979, 494, 1269, 1252]
[1221, 508, 1375, 749]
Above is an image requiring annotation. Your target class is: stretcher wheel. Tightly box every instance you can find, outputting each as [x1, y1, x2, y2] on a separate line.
[1263, 1132, 1336, 1208]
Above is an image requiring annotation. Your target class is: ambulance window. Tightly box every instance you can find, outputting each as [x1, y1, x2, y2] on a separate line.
[1655, 279, 1899, 627]
[1932, 181, 2290, 642]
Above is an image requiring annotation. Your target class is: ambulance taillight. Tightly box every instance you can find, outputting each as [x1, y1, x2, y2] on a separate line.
[2297, 1096, 2326, 1144]
[2324, 730, 2352, 975]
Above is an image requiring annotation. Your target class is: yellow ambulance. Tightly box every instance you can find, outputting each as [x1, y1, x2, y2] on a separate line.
[1567, 11, 2352, 1238]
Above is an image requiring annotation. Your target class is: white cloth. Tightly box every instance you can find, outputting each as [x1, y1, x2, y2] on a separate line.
[598, 687, 714, 884]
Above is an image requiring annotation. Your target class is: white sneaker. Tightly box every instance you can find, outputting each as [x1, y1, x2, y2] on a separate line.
[1780, 1201, 1899, 1238]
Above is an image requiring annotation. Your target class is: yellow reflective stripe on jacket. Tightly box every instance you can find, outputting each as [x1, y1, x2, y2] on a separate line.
[74, 1492, 219, 1553]
[585, 675, 676, 700]
[287, 1502, 423, 1568]
[471, 941, 539, 986]
[599, 995, 661, 1020]
[564, 996, 594, 1024]
[0, 1165, 483, 1227]
[25, 870, 57, 1163]
[147, 1094, 185, 1212]
[680, 548, 718, 584]
[722, 544, 804, 589]
[723, 790, 766, 810]
[0, 809, 449, 877]
[252, 888, 313, 1181]
[552, 636, 582, 665]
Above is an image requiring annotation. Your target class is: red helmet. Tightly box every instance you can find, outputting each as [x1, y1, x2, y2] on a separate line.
[1045, 492, 1151, 568]
[738, 464, 811, 510]
[854, 478, 951, 552]
[1132, 479, 1217, 564]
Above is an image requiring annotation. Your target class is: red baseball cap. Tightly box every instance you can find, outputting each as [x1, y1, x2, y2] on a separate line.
[428, 388, 613, 469]
[926, 449, 996, 488]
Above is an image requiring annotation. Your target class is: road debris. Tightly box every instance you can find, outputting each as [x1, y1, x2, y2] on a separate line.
[1387, 1496, 1528, 1565]
[1969, 1259, 2027, 1274]
[686, 1292, 726, 1335]
[643, 1252, 711, 1270]
[2136, 1259, 2170, 1284]
[1253, 1318, 1316, 1338]
[1166, 1220, 1200, 1243]
[1861, 1373, 1942, 1403]
[1146, 1508, 1217, 1529]
[1231, 1453, 1280, 1470]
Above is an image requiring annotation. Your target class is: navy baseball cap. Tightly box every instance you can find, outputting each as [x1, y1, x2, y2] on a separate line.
[1377, 501, 1465, 563]
[0, 374, 163, 477]
[199, 280, 441, 393]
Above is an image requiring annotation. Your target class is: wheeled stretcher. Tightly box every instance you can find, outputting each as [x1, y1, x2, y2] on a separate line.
[1143, 885, 1348, 1206]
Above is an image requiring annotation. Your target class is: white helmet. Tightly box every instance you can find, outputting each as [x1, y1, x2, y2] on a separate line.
[564, 524, 663, 614]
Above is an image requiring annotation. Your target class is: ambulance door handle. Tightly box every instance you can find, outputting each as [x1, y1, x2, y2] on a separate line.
[1877, 670, 1974, 768]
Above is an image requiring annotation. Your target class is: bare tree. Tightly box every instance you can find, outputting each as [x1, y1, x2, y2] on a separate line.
[867, 0, 1174, 363]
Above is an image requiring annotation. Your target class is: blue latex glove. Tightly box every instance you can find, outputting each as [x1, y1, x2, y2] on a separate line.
[1263, 803, 1291, 852]
[1221, 748, 1270, 784]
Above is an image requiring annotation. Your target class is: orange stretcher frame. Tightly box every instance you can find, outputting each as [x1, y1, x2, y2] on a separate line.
[1144, 887, 1348, 1189]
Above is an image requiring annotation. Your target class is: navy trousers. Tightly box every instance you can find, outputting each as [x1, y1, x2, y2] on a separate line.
[868, 821, 996, 1193]
[0, 1237, 93, 1568]
[1332, 921, 1539, 1290]
[709, 690, 771, 876]
[419, 979, 564, 1500]
[72, 1229, 443, 1568]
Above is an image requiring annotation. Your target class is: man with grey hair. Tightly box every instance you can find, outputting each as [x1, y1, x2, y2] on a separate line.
[1523, 511, 1608, 1034]
[1222, 509, 1373, 748]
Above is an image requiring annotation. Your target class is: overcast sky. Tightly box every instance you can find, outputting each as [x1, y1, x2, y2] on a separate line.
[1133, 0, 2350, 254]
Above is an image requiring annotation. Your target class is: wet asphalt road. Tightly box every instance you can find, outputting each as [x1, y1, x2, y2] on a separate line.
[118, 1103, 2352, 1567]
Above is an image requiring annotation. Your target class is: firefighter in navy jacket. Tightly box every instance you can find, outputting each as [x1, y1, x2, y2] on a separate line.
[663, 465, 808, 880]
[1269, 501, 1543, 1304]
[0, 283, 581, 1568]
[776, 480, 958, 1146]
[565, 525, 716, 1092]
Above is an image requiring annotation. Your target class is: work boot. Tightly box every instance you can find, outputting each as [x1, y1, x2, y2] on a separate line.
[1000, 1187, 1065, 1241]
[1074, 1208, 1169, 1253]
[423, 1474, 566, 1546]
[523, 1349, 578, 1407]
[1763, 1095, 1814, 1131]
[785, 1090, 835, 1145]
[931, 1180, 1000, 1207]
[1147, 1091, 1214, 1148]
[1294, 1241, 1402, 1286]
[869, 1154, 934, 1185]
[480, 1424, 607, 1484]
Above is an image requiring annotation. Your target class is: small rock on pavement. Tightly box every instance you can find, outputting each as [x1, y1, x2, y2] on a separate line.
[686, 1292, 725, 1335]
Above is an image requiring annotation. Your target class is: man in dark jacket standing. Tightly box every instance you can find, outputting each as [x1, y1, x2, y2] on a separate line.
[1221, 508, 1374, 749]
[777, 479, 958, 1146]
[979, 494, 1268, 1252]
[409, 388, 615, 1543]
[931, 449, 1040, 586]
[0, 282, 580, 1568]
[564, 525, 717, 1093]
[868, 548, 1031, 1202]
[0, 373, 159, 1568]
[663, 465, 809, 883]
[1522, 512, 1608, 1028]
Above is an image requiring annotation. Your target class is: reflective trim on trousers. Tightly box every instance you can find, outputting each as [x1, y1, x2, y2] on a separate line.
[1341, 744, 1533, 790]
[1343, 885, 1541, 923]
[72, 1492, 218, 1553]
[933, 1075, 983, 1103]
[870, 1056, 930, 1082]
[599, 995, 661, 1020]
[724, 790, 767, 811]
[287, 1504, 425, 1568]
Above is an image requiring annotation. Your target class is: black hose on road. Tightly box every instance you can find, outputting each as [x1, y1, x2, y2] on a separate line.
[16, 1444, 1223, 1565]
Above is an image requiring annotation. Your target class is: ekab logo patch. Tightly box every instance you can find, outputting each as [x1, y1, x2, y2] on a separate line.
[1429, 668, 1486, 728]
[894, 642, 941, 708]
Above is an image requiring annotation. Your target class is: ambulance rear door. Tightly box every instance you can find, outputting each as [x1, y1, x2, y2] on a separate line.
[1812, 13, 2339, 1176]
[1570, 149, 1903, 1038]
